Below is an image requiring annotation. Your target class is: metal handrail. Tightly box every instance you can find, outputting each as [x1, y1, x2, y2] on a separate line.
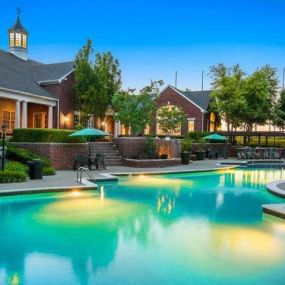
[77, 167, 95, 184]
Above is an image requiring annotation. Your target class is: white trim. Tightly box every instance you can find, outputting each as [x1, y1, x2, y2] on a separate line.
[187, 117, 196, 121]
[0, 87, 58, 104]
[157, 85, 206, 112]
[37, 70, 74, 85]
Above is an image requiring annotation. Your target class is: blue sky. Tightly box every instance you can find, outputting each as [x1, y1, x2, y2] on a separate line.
[1, 0, 285, 91]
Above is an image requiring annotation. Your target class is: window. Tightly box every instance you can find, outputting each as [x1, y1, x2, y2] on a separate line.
[15, 33, 22, 47]
[188, 119, 195, 132]
[22, 34, 27, 48]
[9, 33, 15, 46]
[3, 111, 15, 130]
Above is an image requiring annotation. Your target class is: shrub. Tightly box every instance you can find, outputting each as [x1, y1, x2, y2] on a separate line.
[181, 138, 193, 152]
[7, 147, 51, 167]
[0, 171, 27, 183]
[144, 136, 156, 159]
[185, 131, 211, 141]
[11, 128, 86, 143]
[43, 166, 56, 176]
[5, 161, 28, 173]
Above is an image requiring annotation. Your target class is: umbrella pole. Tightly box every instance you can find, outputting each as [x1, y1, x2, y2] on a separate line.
[88, 137, 91, 158]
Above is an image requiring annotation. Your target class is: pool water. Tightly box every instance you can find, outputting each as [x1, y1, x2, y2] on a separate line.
[1, 167, 285, 285]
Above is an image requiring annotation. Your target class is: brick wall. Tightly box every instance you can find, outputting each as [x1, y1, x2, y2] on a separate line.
[42, 73, 75, 129]
[152, 86, 208, 135]
[11, 142, 88, 170]
[114, 137, 181, 159]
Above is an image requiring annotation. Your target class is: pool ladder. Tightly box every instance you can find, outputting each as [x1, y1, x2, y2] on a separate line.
[77, 167, 95, 184]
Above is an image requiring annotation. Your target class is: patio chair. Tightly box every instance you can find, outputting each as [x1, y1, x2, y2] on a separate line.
[94, 153, 106, 170]
[73, 154, 86, 171]
[263, 149, 271, 159]
[208, 147, 218, 159]
[272, 149, 281, 159]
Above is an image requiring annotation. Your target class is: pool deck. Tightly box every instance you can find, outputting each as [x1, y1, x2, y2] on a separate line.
[0, 159, 238, 195]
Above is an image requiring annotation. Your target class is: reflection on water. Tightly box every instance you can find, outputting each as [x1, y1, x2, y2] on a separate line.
[0, 167, 285, 284]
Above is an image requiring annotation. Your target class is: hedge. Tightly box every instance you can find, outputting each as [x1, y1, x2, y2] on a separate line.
[7, 147, 51, 167]
[12, 128, 86, 143]
[0, 171, 27, 183]
[6, 147, 56, 176]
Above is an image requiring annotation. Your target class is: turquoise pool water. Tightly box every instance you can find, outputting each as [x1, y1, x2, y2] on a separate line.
[1, 167, 285, 285]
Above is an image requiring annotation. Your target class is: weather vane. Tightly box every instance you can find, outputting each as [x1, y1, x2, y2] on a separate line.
[17, 7, 22, 17]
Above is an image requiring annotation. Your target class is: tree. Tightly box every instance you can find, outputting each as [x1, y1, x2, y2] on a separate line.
[240, 65, 278, 131]
[94, 52, 122, 121]
[112, 81, 162, 135]
[273, 89, 285, 129]
[156, 105, 187, 136]
[73, 40, 122, 126]
[209, 64, 245, 131]
[73, 39, 96, 125]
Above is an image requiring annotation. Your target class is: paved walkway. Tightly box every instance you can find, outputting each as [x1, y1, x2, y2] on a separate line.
[0, 159, 238, 192]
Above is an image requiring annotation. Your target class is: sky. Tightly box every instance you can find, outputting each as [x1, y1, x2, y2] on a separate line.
[1, 0, 285, 91]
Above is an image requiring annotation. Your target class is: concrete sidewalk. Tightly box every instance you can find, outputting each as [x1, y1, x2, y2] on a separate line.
[0, 159, 238, 192]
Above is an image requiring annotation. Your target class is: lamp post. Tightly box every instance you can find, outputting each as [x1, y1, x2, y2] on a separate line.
[1, 125, 6, 171]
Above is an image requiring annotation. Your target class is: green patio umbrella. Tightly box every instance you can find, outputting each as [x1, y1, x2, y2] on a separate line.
[69, 128, 110, 156]
[203, 133, 227, 142]
[69, 128, 109, 138]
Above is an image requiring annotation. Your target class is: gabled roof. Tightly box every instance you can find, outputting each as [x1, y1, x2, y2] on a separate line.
[34, 62, 74, 84]
[180, 90, 211, 111]
[158, 85, 211, 111]
[0, 49, 74, 99]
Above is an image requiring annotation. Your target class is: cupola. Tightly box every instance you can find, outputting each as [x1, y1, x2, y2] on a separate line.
[8, 9, 29, 61]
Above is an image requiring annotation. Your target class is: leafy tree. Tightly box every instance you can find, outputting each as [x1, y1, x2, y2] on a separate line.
[73, 40, 121, 126]
[209, 64, 245, 131]
[240, 65, 278, 131]
[112, 81, 162, 135]
[73, 39, 96, 125]
[94, 52, 122, 121]
[157, 105, 187, 136]
[273, 89, 285, 129]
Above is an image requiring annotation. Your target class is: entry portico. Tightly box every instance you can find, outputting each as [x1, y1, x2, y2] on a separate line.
[0, 87, 57, 133]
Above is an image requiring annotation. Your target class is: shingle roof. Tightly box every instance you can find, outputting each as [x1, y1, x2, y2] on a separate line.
[33, 61, 74, 83]
[0, 49, 74, 99]
[170, 86, 211, 110]
[180, 90, 211, 111]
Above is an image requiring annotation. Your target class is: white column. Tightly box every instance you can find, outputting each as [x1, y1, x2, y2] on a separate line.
[115, 121, 121, 137]
[22, 101, 27, 128]
[48, 106, 53, 128]
[15, 100, 21, 128]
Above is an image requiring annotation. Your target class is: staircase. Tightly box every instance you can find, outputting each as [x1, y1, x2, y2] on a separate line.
[89, 142, 122, 166]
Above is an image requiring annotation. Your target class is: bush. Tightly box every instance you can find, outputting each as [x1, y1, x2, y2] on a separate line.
[185, 131, 211, 141]
[12, 128, 86, 143]
[181, 138, 193, 152]
[5, 161, 28, 173]
[144, 136, 156, 159]
[0, 171, 27, 183]
[7, 147, 51, 167]
[43, 166, 56, 176]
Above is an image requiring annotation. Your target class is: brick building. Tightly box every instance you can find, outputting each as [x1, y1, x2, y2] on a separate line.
[150, 85, 218, 135]
[0, 15, 75, 133]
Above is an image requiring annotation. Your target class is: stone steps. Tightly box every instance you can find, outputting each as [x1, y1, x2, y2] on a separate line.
[89, 142, 122, 165]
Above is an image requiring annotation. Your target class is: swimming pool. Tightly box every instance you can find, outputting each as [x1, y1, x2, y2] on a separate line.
[0, 167, 285, 285]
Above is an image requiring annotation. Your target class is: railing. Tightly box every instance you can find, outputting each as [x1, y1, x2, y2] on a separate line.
[76, 167, 95, 184]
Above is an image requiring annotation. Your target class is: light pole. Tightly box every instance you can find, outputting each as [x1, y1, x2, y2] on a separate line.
[1, 125, 6, 171]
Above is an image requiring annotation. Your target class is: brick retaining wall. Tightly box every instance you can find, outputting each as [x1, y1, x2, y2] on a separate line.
[11, 142, 88, 170]
[114, 137, 181, 159]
